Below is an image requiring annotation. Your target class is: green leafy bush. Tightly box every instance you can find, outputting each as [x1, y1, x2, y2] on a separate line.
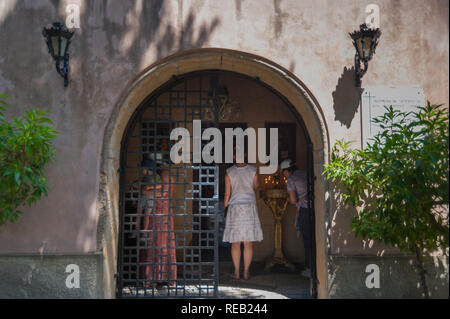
[324, 102, 449, 298]
[0, 94, 57, 224]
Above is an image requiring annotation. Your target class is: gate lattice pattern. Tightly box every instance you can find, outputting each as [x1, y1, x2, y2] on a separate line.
[118, 74, 219, 298]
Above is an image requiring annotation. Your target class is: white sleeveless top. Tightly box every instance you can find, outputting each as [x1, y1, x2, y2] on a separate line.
[227, 164, 257, 205]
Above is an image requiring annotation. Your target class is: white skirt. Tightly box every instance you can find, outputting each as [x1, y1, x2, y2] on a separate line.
[222, 203, 263, 243]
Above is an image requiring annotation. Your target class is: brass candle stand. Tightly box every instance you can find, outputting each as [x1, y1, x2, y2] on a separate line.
[262, 189, 295, 271]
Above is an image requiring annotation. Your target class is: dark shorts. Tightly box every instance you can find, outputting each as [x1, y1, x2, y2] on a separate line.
[298, 207, 312, 268]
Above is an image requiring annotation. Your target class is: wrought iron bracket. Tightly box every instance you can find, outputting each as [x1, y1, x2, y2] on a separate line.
[354, 52, 369, 87]
[55, 53, 70, 87]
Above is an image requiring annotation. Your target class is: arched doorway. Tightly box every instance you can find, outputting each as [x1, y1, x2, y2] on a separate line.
[97, 49, 330, 299]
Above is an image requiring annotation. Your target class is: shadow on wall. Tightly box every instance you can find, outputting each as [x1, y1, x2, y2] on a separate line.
[0, 0, 221, 256]
[332, 66, 360, 128]
[328, 179, 449, 298]
[329, 178, 394, 255]
[157, 10, 220, 60]
[0, 1, 221, 99]
[328, 180, 359, 254]
[98, 1, 221, 65]
[328, 254, 449, 298]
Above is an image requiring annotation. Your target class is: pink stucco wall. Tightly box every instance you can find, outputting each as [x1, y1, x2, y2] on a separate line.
[0, 0, 448, 254]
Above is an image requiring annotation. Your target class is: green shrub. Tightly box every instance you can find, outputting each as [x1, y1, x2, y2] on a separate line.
[324, 102, 449, 298]
[0, 94, 58, 224]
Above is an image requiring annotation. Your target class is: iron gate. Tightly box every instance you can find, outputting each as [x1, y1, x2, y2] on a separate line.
[306, 141, 317, 299]
[117, 73, 220, 298]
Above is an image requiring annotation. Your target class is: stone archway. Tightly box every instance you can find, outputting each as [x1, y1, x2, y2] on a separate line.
[97, 48, 331, 298]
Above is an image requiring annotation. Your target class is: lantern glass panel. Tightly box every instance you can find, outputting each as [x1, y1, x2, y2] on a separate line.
[355, 39, 363, 59]
[362, 36, 373, 59]
[60, 37, 68, 57]
[51, 36, 59, 58]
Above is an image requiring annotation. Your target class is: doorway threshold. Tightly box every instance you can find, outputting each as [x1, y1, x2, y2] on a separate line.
[218, 261, 312, 299]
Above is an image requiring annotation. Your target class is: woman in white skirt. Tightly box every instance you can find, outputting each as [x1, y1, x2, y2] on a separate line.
[223, 162, 263, 280]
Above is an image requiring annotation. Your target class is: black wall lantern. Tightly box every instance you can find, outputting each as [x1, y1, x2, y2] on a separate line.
[349, 23, 381, 87]
[42, 22, 75, 87]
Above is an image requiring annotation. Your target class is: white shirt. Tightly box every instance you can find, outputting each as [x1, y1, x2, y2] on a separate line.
[227, 164, 257, 205]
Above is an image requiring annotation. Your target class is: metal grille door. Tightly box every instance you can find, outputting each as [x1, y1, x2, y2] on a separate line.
[306, 141, 317, 298]
[117, 74, 220, 298]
